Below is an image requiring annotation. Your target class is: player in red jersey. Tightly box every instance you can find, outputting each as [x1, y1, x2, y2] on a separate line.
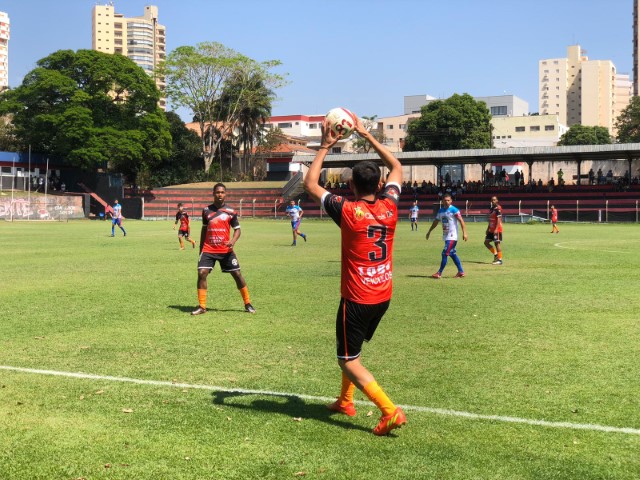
[484, 195, 503, 265]
[304, 114, 406, 436]
[191, 183, 255, 315]
[173, 203, 197, 250]
[550, 205, 559, 233]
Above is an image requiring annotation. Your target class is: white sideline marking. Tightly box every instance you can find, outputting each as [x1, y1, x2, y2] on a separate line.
[2, 365, 639, 436]
[554, 242, 626, 254]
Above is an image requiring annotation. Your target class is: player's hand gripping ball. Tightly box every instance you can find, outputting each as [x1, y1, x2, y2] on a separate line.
[325, 107, 356, 137]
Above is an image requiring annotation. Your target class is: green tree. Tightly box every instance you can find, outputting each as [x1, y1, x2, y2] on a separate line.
[146, 111, 204, 187]
[351, 115, 387, 153]
[0, 50, 171, 181]
[615, 96, 640, 143]
[403, 93, 492, 151]
[557, 124, 612, 146]
[0, 115, 21, 151]
[218, 71, 275, 177]
[159, 42, 286, 173]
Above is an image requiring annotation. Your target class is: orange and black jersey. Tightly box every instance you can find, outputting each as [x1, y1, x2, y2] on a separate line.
[175, 210, 190, 231]
[322, 183, 401, 304]
[488, 204, 503, 233]
[201, 203, 240, 255]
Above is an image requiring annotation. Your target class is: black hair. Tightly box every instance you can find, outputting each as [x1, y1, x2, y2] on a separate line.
[213, 183, 226, 192]
[177, 202, 183, 207]
[351, 161, 381, 196]
[443, 193, 452, 200]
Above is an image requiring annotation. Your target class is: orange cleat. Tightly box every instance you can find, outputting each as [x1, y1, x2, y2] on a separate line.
[326, 399, 356, 417]
[373, 407, 406, 436]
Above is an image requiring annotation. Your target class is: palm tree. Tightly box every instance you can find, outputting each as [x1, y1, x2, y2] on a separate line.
[217, 71, 274, 177]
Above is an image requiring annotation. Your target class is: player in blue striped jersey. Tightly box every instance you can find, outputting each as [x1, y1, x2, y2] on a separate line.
[285, 200, 307, 246]
[426, 193, 467, 278]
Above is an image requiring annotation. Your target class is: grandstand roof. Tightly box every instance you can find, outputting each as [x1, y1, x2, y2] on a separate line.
[291, 143, 640, 168]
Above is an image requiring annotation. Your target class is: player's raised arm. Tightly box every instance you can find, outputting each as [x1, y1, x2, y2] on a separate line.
[353, 115, 402, 186]
[304, 119, 341, 205]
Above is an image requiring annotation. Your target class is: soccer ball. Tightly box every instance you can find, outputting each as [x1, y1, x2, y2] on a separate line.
[325, 107, 356, 137]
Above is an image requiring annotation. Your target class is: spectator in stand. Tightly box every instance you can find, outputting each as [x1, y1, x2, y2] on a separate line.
[557, 168, 564, 186]
[597, 168, 604, 184]
[421, 180, 428, 192]
[514, 170, 520, 186]
[606, 170, 613, 183]
[537, 179, 543, 189]
[588, 168, 595, 185]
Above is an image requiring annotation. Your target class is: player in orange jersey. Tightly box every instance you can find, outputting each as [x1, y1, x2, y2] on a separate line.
[484, 195, 503, 265]
[191, 183, 255, 315]
[173, 203, 197, 250]
[550, 205, 559, 233]
[304, 114, 406, 436]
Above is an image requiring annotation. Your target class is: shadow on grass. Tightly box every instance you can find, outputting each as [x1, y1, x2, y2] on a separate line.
[167, 305, 245, 314]
[211, 391, 371, 434]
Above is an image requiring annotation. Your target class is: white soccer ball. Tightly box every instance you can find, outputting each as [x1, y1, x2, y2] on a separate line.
[325, 107, 356, 137]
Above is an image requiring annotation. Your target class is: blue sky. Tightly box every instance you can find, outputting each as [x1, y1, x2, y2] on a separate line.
[0, 0, 633, 120]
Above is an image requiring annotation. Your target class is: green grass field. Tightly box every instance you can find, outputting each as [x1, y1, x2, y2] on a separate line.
[1, 218, 639, 479]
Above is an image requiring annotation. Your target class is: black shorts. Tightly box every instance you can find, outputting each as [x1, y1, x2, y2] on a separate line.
[197, 251, 241, 272]
[485, 231, 503, 243]
[178, 229, 190, 237]
[335, 298, 390, 360]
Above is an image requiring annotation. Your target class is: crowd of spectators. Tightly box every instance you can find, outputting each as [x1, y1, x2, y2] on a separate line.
[324, 166, 639, 198]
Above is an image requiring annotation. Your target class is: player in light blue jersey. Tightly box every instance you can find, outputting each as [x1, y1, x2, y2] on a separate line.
[285, 200, 307, 246]
[409, 200, 419, 231]
[110, 199, 127, 237]
[426, 193, 467, 278]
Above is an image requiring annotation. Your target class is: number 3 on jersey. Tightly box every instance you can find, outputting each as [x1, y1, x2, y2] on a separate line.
[367, 225, 387, 262]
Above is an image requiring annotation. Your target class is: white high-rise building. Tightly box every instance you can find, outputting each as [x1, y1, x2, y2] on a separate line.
[0, 11, 9, 90]
[92, 3, 166, 108]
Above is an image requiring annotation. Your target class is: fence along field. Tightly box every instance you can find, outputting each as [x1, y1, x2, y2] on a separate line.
[0, 219, 639, 479]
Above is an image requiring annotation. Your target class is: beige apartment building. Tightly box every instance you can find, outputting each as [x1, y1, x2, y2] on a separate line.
[539, 45, 630, 135]
[92, 3, 166, 108]
[0, 11, 9, 90]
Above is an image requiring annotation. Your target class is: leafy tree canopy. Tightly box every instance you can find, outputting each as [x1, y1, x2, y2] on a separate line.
[0, 49, 171, 176]
[557, 124, 611, 146]
[615, 96, 640, 143]
[159, 42, 286, 173]
[403, 93, 492, 151]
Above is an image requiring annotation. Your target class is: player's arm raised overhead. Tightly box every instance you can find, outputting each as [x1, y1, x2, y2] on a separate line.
[353, 115, 402, 186]
[304, 119, 342, 204]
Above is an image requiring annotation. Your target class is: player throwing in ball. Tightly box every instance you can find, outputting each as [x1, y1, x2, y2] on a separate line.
[191, 183, 255, 315]
[304, 114, 406, 436]
[174, 203, 197, 250]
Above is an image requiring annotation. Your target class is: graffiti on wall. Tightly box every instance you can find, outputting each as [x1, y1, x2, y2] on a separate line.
[0, 197, 84, 220]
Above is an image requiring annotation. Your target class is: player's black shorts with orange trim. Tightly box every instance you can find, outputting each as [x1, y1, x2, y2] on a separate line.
[197, 251, 241, 272]
[178, 229, 190, 237]
[335, 298, 390, 360]
[485, 231, 503, 243]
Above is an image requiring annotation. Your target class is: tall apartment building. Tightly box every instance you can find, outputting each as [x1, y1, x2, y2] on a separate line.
[539, 45, 630, 135]
[0, 11, 9, 90]
[92, 3, 166, 108]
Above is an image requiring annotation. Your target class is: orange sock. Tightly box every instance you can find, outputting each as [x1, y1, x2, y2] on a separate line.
[362, 381, 395, 416]
[497, 251, 503, 260]
[338, 372, 356, 406]
[197, 289, 207, 309]
[489, 247, 497, 255]
[239, 286, 251, 305]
